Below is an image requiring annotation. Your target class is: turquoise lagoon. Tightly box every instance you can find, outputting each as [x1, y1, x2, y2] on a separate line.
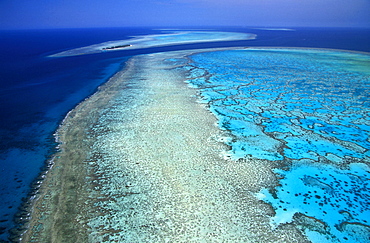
[184, 48, 370, 242]
[3, 29, 369, 242]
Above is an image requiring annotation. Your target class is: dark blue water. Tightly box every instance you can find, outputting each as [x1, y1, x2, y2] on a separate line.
[0, 27, 369, 242]
[0, 28, 161, 241]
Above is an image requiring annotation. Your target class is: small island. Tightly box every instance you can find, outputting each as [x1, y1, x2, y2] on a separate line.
[102, 44, 132, 50]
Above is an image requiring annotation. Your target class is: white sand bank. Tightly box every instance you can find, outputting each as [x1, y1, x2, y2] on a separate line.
[49, 31, 256, 57]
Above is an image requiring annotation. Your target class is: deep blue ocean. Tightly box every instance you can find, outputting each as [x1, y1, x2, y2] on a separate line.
[0, 27, 369, 241]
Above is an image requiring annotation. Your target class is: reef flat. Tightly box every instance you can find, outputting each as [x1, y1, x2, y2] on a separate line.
[185, 47, 370, 242]
[49, 31, 256, 57]
[23, 47, 369, 243]
[23, 49, 307, 242]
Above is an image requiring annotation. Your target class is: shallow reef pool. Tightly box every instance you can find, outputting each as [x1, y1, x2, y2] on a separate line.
[184, 48, 370, 242]
[186, 48, 370, 163]
[258, 163, 370, 243]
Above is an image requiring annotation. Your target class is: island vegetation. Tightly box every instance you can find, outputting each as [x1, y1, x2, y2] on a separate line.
[102, 44, 132, 50]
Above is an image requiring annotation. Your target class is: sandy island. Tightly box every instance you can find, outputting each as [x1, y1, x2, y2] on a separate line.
[22, 49, 307, 242]
[49, 31, 256, 57]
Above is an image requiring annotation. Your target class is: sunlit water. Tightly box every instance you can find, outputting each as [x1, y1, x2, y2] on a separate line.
[2, 29, 369, 242]
[51, 31, 255, 57]
[57, 48, 370, 242]
[184, 48, 370, 242]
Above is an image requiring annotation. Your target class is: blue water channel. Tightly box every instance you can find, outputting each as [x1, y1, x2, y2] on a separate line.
[185, 48, 370, 242]
[1, 28, 369, 241]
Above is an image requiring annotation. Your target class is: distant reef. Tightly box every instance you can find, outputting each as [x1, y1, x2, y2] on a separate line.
[102, 44, 132, 50]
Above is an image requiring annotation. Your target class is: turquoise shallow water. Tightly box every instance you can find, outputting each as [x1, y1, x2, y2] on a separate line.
[186, 49, 370, 163]
[51, 31, 255, 57]
[258, 163, 370, 243]
[2, 28, 369, 242]
[185, 48, 370, 242]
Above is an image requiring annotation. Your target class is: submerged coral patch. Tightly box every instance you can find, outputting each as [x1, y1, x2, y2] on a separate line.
[186, 48, 370, 163]
[185, 48, 370, 242]
[258, 163, 370, 242]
